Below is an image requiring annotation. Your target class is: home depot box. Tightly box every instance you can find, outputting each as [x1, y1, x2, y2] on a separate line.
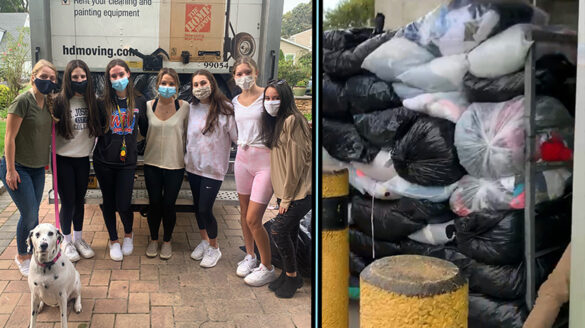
[160, 0, 227, 62]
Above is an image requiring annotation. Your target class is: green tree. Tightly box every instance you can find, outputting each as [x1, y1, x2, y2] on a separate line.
[277, 51, 311, 87]
[323, 0, 374, 30]
[0, 27, 30, 102]
[0, 0, 28, 12]
[281, 2, 312, 38]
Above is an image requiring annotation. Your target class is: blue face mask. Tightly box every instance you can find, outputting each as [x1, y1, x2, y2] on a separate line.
[158, 85, 176, 98]
[111, 76, 129, 92]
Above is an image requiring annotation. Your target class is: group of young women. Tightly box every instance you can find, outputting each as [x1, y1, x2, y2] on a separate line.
[2, 56, 311, 298]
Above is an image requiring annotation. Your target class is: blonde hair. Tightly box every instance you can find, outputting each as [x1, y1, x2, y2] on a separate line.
[30, 59, 57, 85]
[233, 56, 259, 76]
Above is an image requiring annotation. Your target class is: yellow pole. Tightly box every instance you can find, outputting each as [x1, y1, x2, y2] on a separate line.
[322, 169, 349, 328]
[360, 255, 468, 328]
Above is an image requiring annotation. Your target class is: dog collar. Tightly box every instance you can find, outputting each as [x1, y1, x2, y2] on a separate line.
[36, 251, 62, 268]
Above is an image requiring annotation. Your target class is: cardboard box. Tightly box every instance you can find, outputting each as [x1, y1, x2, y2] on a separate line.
[161, 0, 227, 62]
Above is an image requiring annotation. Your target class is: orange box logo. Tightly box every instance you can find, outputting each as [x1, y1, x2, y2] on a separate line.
[185, 4, 212, 33]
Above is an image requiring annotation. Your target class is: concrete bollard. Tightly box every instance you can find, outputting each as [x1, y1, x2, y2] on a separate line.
[360, 255, 468, 328]
[322, 169, 349, 328]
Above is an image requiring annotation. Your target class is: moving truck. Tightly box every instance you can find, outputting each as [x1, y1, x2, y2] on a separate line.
[30, 0, 284, 98]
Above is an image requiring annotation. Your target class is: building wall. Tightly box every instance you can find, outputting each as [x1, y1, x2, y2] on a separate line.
[290, 29, 312, 48]
[279, 41, 309, 63]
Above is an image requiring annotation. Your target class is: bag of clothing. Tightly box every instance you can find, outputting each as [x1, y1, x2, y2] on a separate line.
[351, 151, 397, 182]
[361, 37, 435, 82]
[353, 107, 420, 149]
[322, 74, 351, 121]
[397, 54, 469, 93]
[392, 116, 466, 186]
[323, 119, 379, 163]
[468, 24, 534, 78]
[408, 220, 456, 246]
[392, 83, 425, 100]
[323, 32, 395, 79]
[352, 195, 455, 243]
[349, 228, 402, 260]
[449, 170, 572, 216]
[456, 194, 573, 265]
[345, 74, 402, 115]
[349, 167, 458, 202]
[403, 92, 469, 123]
[468, 294, 527, 328]
[323, 148, 349, 173]
[455, 96, 574, 179]
[323, 28, 374, 51]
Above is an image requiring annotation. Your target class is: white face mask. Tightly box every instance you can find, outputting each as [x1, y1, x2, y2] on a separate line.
[192, 85, 212, 100]
[264, 100, 280, 117]
[235, 75, 255, 90]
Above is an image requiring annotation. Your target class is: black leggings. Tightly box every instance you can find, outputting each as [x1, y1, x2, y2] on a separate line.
[144, 165, 184, 242]
[94, 163, 135, 241]
[271, 195, 312, 273]
[56, 155, 89, 235]
[187, 173, 222, 240]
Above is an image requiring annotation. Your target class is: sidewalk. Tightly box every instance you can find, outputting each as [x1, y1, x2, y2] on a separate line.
[0, 177, 311, 328]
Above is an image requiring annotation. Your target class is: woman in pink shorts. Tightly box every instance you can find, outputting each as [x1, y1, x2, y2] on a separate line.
[232, 56, 276, 286]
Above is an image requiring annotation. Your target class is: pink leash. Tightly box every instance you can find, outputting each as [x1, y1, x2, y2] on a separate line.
[51, 122, 60, 230]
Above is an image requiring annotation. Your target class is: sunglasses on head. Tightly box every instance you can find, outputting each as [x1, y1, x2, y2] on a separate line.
[267, 79, 287, 86]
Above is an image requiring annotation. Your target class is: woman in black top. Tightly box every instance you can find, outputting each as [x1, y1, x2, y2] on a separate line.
[94, 59, 146, 261]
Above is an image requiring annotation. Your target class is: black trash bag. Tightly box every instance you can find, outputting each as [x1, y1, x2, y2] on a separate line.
[350, 251, 372, 276]
[349, 228, 402, 260]
[351, 195, 455, 242]
[323, 28, 373, 51]
[353, 107, 421, 148]
[244, 210, 312, 278]
[464, 54, 576, 104]
[468, 294, 527, 328]
[323, 32, 395, 79]
[392, 116, 466, 186]
[92, 73, 106, 98]
[322, 74, 352, 121]
[456, 194, 572, 265]
[416, 246, 563, 300]
[345, 74, 402, 115]
[323, 119, 379, 163]
[133, 73, 158, 100]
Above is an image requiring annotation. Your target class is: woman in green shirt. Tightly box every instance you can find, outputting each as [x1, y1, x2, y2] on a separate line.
[0, 59, 58, 276]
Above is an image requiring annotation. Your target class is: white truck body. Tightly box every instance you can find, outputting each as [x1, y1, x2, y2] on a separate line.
[30, 0, 284, 85]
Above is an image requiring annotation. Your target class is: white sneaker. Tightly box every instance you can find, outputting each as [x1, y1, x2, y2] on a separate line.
[244, 263, 277, 287]
[109, 242, 123, 261]
[74, 239, 95, 259]
[190, 240, 209, 261]
[62, 241, 81, 262]
[200, 247, 222, 268]
[14, 255, 30, 277]
[122, 234, 134, 256]
[236, 254, 258, 277]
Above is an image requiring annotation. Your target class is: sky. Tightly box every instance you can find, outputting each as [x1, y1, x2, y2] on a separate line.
[283, 0, 311, 14]
[323, 0, 344, 12]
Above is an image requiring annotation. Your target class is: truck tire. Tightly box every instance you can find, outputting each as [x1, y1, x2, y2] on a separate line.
[233, 33, 256, 59]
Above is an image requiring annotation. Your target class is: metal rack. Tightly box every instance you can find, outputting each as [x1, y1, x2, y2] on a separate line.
[523, 29, 577, 320]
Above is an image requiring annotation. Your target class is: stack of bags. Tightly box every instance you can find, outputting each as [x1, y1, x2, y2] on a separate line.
[323, 1, 577, 327]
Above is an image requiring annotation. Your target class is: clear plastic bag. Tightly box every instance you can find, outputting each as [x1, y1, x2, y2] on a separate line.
[351, 150, 398, 182]
[449, 170, 572, 216]
[408, 220, 456, 246]
[392, 83, 425, 99]
[361, 37, 435, 82]
[397, 54, 469, 93]
[455, 96, 573, 179]
[402, 92, 469, 123]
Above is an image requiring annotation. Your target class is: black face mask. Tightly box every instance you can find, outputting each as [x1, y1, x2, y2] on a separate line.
[71, 80, 88, 94]
[34, 78, 57, 95]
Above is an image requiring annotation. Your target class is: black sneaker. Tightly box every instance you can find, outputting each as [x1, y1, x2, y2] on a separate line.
[275, 275, 303, 298]
[268, 270, 287, 291]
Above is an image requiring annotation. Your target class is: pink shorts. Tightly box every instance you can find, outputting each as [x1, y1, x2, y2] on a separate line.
[234, 146, 273, 204]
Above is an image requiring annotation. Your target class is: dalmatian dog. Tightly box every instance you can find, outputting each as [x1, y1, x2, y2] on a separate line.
[27, 223, 82, 328]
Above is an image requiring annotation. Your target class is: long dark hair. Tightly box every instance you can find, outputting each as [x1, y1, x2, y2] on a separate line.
[101, 59, 137, 132]
[260, 79, 310, 149]
[191, 69, 233, 135]
[54, 60, 101, 139]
